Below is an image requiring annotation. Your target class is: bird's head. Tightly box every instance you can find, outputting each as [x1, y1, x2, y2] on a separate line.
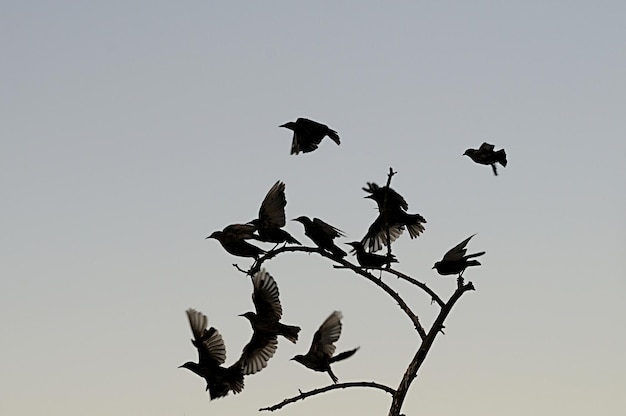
[463, 149, 474, 157]
[290, 354, 305, 364]
[432, 261, 441, 270]
[178, 361, 200, 374]
[345, 241, 362, 254]
[239, 312, 256, 323]
[206, 231, 222, 240]
[279, 121, 296, 131]
[292, 216, 309, 225]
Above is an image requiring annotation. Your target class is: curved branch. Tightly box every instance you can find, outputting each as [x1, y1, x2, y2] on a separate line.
[259, 381, 396, 412]
[385, 268, 445, 308]
[246, 244, 428, 339]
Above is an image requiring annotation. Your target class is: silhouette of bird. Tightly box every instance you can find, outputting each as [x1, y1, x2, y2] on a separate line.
[346, 241, 397, 269]
[240, 269, 300, 372]
[292, 311, 359, 384]
[361, 182, 426, 252]
[280, 117, 341, 155]
[463, 142, 507, 176]
[179, 308, 245, 400]
[248, 181, 300, 246]
[293, 216, 347, 258]
[433, 234, 485, 277]
[206, 224, 266, 259]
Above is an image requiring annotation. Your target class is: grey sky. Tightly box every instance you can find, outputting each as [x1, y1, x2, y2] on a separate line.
[2, 2, 625, 415]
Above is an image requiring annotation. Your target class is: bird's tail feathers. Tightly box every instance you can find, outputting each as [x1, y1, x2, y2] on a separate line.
[330, 347, 359, 363]
[496, 149, 507, 167]
[280, 324, 301, 343]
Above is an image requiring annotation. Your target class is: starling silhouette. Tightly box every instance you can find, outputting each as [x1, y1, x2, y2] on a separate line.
[179, 308, 245, 400]
[280, 117, 341, 155]
[206, 224, 266, 259]
[248, 181, 300, 246]
[346, 241, 397, 269]
[463, 142, 508, 176]
[292, 311, 359, 384]
[361, 182, 426, 252]
[433, 234, 485, 277]
[240, 269, 300, 373]
[293, 216, 347, 258]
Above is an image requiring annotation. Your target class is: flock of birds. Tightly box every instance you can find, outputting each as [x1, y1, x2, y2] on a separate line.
[180, 117, 507, 400]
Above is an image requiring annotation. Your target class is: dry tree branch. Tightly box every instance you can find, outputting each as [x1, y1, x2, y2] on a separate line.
[384, 268, 445, 308]
[259, 382, 396, 412]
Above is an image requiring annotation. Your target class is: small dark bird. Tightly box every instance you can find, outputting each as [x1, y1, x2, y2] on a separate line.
[207, 224, 266, 259]
[280, 117, 341, 155]
[179, 308, 245, 400]
[346, 241, 397, 269]
[463, 142, 507, 176]
[361, 182, 426, 252]
[433, 234, 485, 277]
[292, 311, 359, 384]
[240, 269, 300, 372]
[248, 181, 300, 246]
[293, 216, 347, 258]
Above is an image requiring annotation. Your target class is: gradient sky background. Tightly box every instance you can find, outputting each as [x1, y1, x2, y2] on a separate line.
[2, 2, 625, 415]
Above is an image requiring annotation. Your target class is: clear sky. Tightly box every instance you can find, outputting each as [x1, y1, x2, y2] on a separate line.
[2, 2, 625, 415]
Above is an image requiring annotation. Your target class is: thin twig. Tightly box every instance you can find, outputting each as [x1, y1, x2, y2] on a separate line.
[385, 268, 445, 307]
[259, 381, 396, 412]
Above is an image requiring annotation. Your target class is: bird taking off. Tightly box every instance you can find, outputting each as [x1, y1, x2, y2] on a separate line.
[179, 308, 245, 400]
[280, 117, 341, 155]
[433, 234, 485, 277]
[239, 269, 300, 374]
[361, 182, 426, 252]
[292, 311, 359, 384]
[248, 181, 300, 246]
[463, 142, 507, 176]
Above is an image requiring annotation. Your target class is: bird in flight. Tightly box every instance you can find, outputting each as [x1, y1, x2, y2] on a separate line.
[179, 308, 245, 399]
[239, 269, 300, 374]
[292, 311, 359, 384]
[280, 117, 341, 155]
[463, 142, 507, 176]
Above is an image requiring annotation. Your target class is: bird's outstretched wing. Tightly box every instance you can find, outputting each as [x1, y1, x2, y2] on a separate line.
[252, 269, 283, 320]
[257, 181, 287, 228]
[442, 234, 476, 262]
[186, 308, 226, 366]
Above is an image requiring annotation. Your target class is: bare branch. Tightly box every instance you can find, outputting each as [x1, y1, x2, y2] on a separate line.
[259, 381, 396, 412]
[385, 268, 445, 308]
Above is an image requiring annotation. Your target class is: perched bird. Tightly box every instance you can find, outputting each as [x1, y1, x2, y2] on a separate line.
[179, 308, 245, 400]
[463, 142, 508, 176]
[433, 234, 485, 277]
[361, 182, 426, 252]
[280, 117, 341, 155]
[293, 216, 347, 258]
[346, 241, 397, 269]
[207, 224, 266, 259]
[240, 269, 300, 372]
[292, 311, 359, 384]
[248, 181, 300, 246]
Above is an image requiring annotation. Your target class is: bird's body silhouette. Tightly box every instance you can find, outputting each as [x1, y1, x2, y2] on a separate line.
[463, 142, 507, 176]
[346, 241, 397, 269]
[292, 311, 359, 383]
[206, 224, 266, 259]
[248, 181, 300, 246]
[280, 118, 341, 155]
[361, 182, 426, 252]
[240, 269, 300, 373]
[293, 216, 347, 258]
[433, 234, 485, 277]
[179, 308, 245, 400]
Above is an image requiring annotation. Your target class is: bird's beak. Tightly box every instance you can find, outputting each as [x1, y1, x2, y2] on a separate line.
[431, 265, 436, 269]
